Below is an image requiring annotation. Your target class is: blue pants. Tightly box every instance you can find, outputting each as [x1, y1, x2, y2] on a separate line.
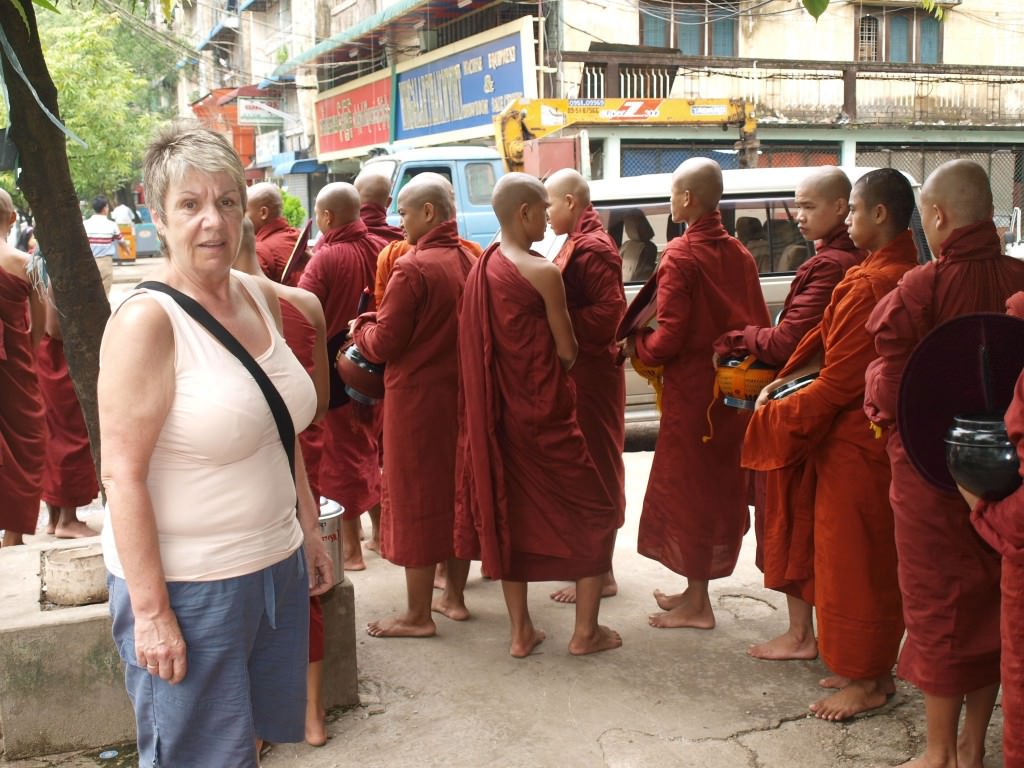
[109, 549, 308, 767]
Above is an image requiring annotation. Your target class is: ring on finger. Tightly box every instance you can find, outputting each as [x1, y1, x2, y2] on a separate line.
[146, 663, 158, 669]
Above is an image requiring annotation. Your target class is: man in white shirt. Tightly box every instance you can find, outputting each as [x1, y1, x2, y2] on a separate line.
[110, 202, 136, 226]
[83, 195, 129, 295]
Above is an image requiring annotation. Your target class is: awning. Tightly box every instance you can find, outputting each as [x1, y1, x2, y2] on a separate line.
[273, 0, 470, 77]
[196, 16, 239, 51]
[238, 0, 268, 12]
[258, 74, 294, 90]
[273, 159, 328, 176]
[216, 84, 279, 106]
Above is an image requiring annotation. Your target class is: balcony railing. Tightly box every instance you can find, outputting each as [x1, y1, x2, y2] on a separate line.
[562, 52, 1024, 128]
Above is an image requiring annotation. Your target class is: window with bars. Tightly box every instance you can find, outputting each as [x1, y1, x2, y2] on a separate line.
[858, 8, 942, 64]
[638, 1, 738, 56]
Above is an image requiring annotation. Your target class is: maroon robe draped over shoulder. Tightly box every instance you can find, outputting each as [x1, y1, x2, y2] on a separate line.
[864, 221, 1024, 697]
[745, 230, 918, 680]
[0, 267, 45, 534]
[360, 202, 404, 244]
[972, 367, 1024, 766]
[36, 335, 98, 508]
[354, 220, 475, 567]
[454, 244, 617, 581]
[256, 216, 301, 286]
[279, 297, 323, 499]
[554, 205, 627, 525]
[299, 220, 387, 519]
[635, 210, 770, 580]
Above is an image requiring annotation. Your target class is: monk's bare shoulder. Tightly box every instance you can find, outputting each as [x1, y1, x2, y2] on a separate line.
[505, 248, 561, 292]
[0, 247, 31, 283]
[278, 283, 326, 332]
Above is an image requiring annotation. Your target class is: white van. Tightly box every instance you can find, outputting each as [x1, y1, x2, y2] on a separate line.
[535, 166, 927, 424]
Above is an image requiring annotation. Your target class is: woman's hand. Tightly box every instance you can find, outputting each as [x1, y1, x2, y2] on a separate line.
[135, 609, 187, 684]
[304, 530, 334, 596]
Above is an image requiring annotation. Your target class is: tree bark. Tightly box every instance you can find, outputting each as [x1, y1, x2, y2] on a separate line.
[0, 0, 110, 483]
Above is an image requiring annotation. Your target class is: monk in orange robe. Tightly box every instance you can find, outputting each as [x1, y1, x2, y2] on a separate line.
[37, 293, 99, 539]
[353, 173, 476, 638]
[543, 169, 626, 604]
[716, 168, 865, 661]
[745, 168, 918, 720]
[865, 161, 1024, 767]
[622, 158, 769, 630]
[299, 182, 387, 571]
[355, 172, 404, 244]
[0, 189, 46, 547]
[455, 173, 621, 658]
[970, 292, 1024, 768]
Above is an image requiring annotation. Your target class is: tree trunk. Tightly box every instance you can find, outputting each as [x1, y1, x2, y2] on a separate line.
[0, 0, 111, 483]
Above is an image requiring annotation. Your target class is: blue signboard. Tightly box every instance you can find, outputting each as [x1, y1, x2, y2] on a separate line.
[395, 33, 525, 141]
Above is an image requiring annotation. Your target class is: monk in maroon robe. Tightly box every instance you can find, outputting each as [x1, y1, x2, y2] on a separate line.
[0, 189, 46, 547]
[355, 172, 404, 244]
[543, 169, 626, 604]
[246, 182, 302, 286]
[970, 291, 1024, 768]
[299, 182, 387, 570]
[354, 174, 476, 638]
[455, 173, 621, 658]
[234, 217, 331, 746]
[715, 168, 865, 661]
[622, 158, 769, 631]
[865, 161, 1024, 767]
[37, 294, 99, 538]
[745, 169, 918, 721]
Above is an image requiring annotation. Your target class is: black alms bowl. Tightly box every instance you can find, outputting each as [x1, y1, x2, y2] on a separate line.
[945, 414, 1022, 502]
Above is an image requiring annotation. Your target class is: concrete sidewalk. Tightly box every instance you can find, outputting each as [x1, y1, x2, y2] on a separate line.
[2, 450, 1005, 767]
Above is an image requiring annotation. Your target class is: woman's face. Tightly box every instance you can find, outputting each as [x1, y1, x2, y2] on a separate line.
[156, 168, 243, 279]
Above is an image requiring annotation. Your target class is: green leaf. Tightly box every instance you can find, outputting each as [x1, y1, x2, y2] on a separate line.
[32, 0, 60, 13]
[802, 0, 829, 19]
[8, 0, 30, 31]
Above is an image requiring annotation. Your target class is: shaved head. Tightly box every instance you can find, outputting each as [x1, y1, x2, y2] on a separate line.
[315, 182, 361, 228]
[398, 172, 454, 221]
[355, 172, 393, 208]
[492, 172, 547, 226]
[247, 182, 283, 217]
[545, 168, 590, 207]
[921, 159, 994, 226]
[797, 166, 852, 203]
[672, 158, 724, 210]
[0, 189, 14, 219]
[854, 168, 916, 231]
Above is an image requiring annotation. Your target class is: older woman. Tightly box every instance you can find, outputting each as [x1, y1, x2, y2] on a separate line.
[98, 124, 332, 766]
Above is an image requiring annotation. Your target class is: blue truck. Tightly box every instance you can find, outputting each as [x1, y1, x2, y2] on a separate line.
[359, 146, 503, 250]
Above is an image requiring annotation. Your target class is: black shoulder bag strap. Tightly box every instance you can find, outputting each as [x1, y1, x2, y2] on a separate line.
[136, 281, 296, 488]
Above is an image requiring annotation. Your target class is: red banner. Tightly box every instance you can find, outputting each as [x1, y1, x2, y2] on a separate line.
[316, 78, 391, 155]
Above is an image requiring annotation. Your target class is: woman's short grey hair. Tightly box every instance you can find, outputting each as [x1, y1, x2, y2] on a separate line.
[142, 122, 247, 221]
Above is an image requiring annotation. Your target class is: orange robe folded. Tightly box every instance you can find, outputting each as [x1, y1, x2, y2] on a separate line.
[354, 220, 475, 567]
[0, 267, 46, 534]
[36, 335, 98, 508]
[554, 206, 627, 525]
[454, 244, 617, 581]
[717, 225, 865, 583]
[971, 368, 1024, 767]
[256, 216, 301, 286]
[864, 221, 1024, 696]
[744, 230, 917, 680]
[635, 210, 770, 580]
[299, 220, 387, 519]
[374, 238, 482, 307]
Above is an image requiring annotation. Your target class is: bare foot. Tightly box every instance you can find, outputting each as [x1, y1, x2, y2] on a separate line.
[551, 579, 618, 604]
[46, 524, 56, 535]
[365, 537, 380, 553]
[648, 599, 715, 629]
[653, 588, 684, 611]
[819, 674, 895, 695]
[304, 710, 327, 747]
[898, 757, 956, 768]
[365, 615, 436, 638]
[431, 595, 470, 621]
[54, 520, 97, 539]
[568, 624, 622, 655]
[810, 678, 889, 721]
[509, 627, 546, 658]
[748, 629, 818, 660]
[343, 555, 366, 571]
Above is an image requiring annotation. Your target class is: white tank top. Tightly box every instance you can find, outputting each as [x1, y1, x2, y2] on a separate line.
[102, 271, 316, 581]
